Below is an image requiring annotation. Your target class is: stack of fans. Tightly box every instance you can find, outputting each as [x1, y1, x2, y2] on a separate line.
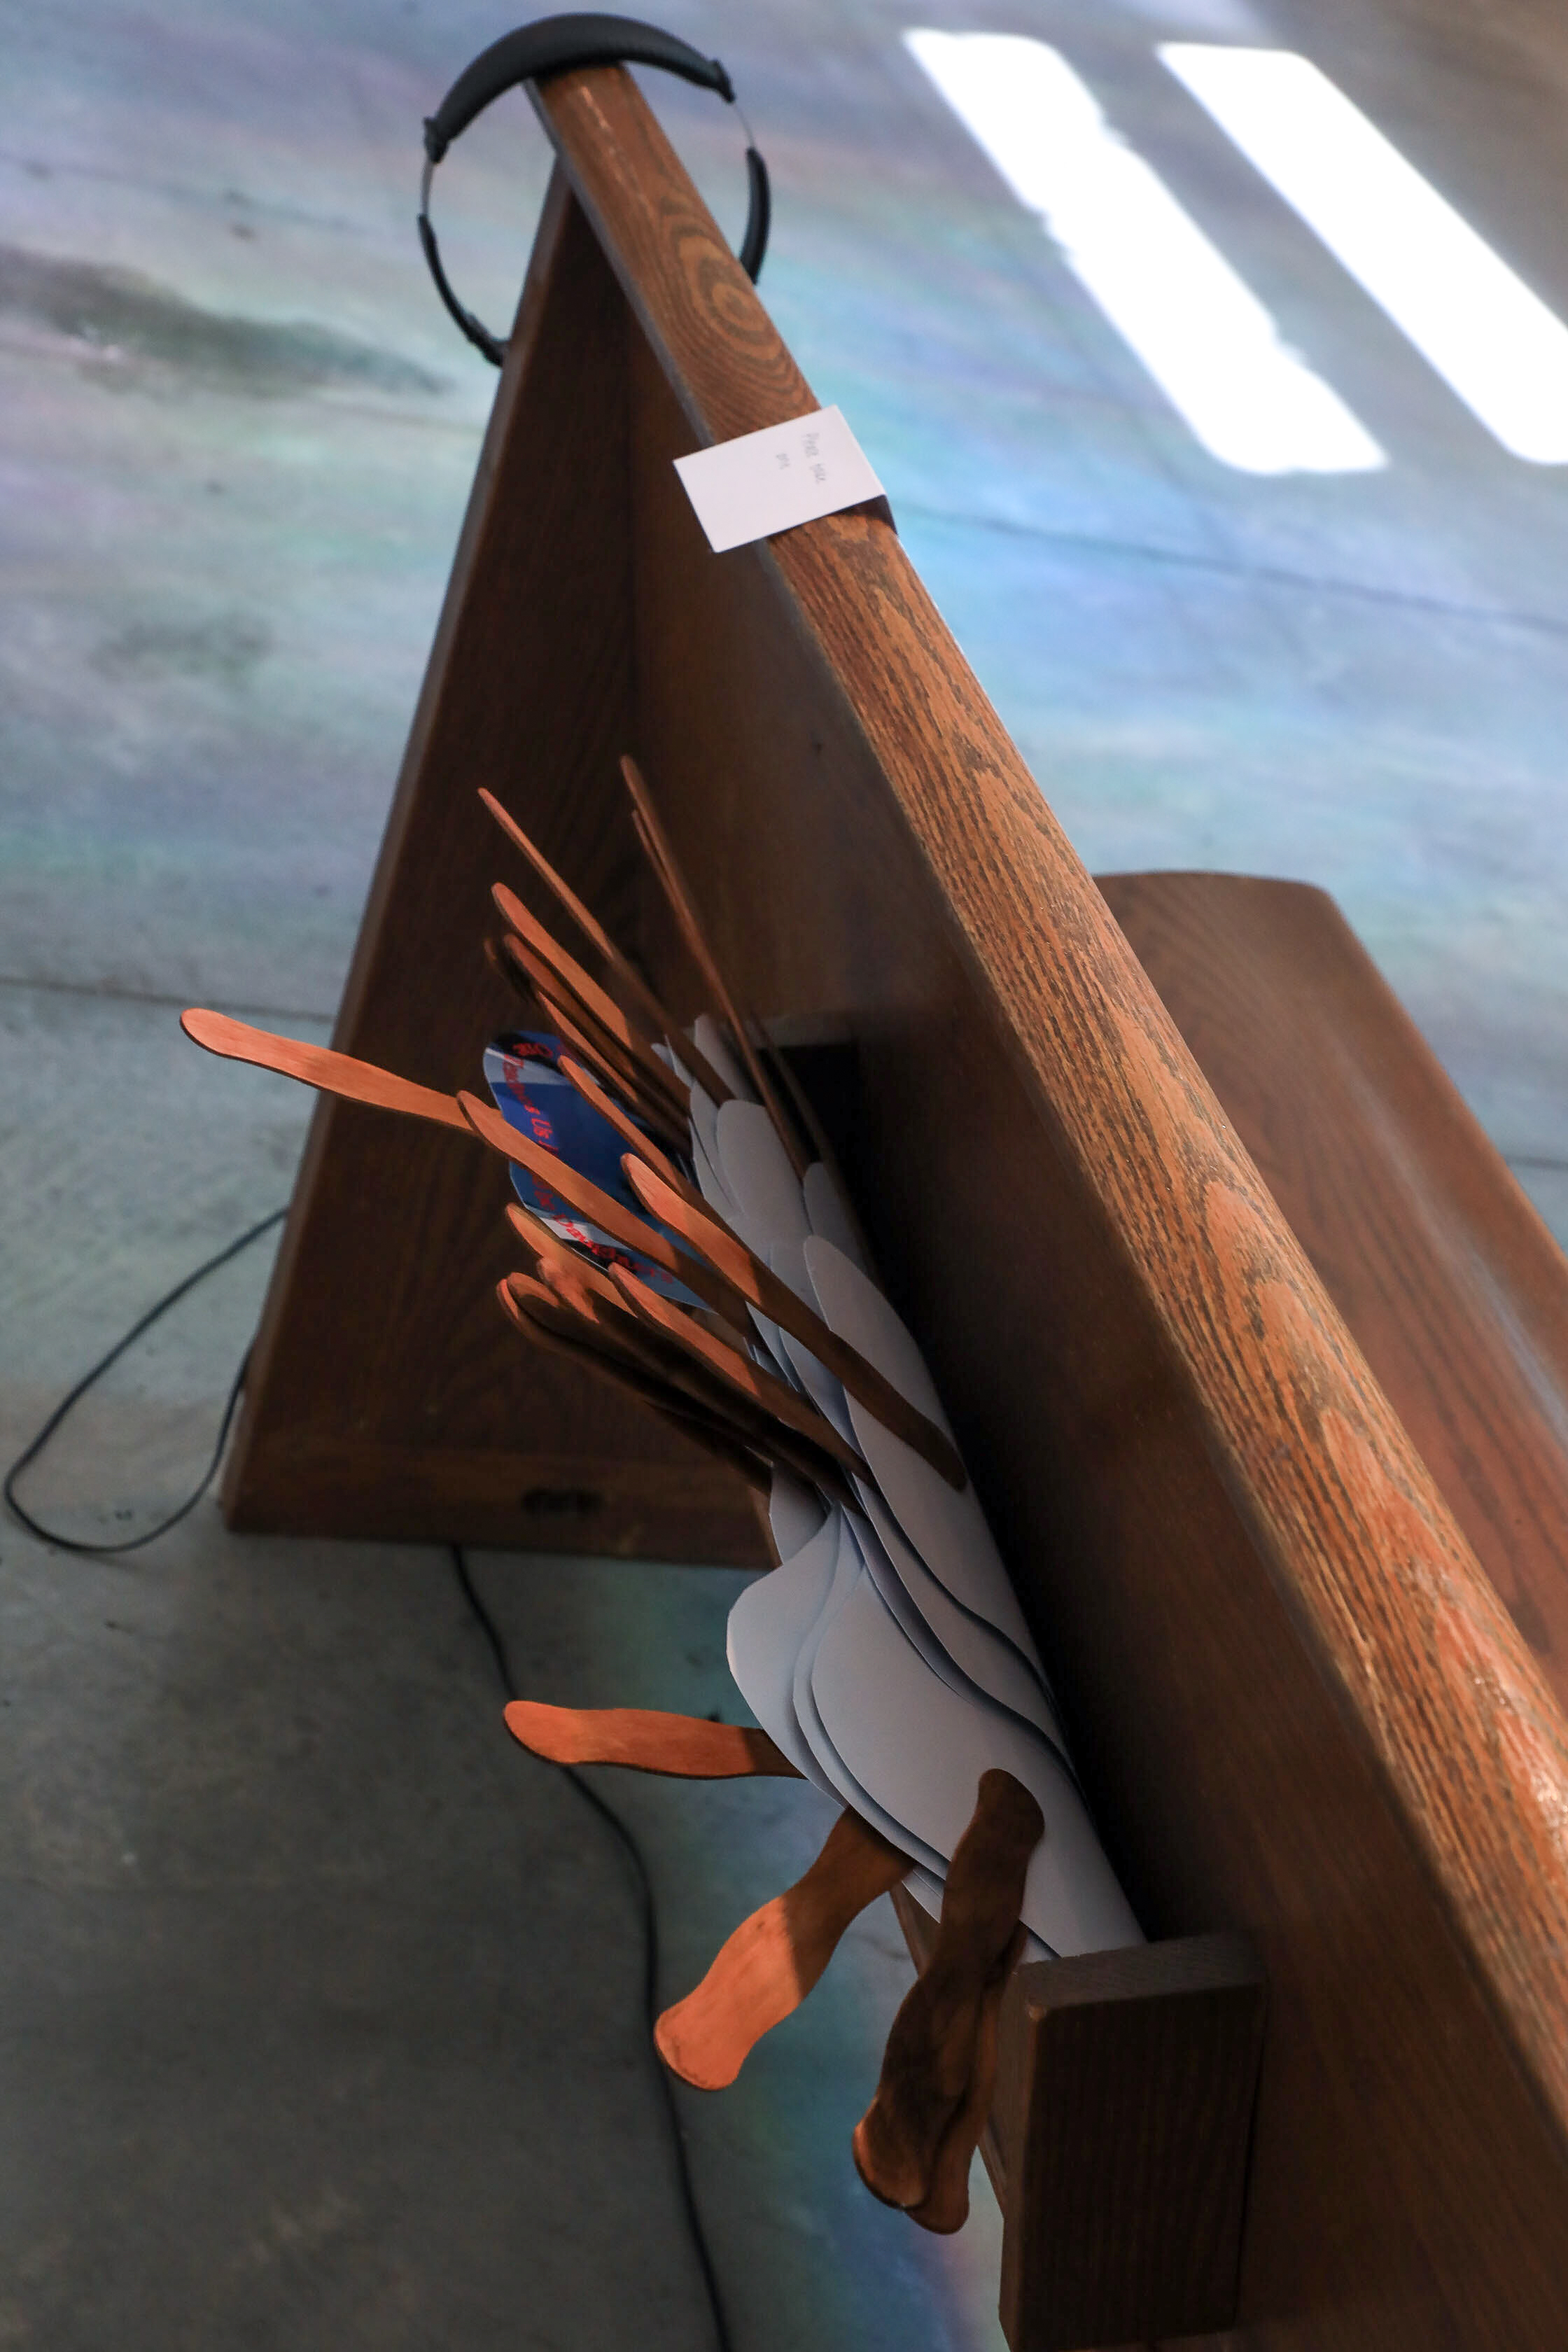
[183, 755, 1140, 2231]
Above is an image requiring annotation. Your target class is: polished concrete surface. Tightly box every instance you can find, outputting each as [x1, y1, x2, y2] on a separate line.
[4, 0, 1566, 2342]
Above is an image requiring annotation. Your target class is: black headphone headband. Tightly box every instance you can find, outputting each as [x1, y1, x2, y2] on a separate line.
[418, 11, 770, 365]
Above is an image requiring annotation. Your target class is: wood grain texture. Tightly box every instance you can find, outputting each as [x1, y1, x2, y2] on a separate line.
[1101, 871, 1568, 1712]
[995, 1934, 1267, 2351]
[524, 64, 1568, 2346]
[223, 167, 766, 1563]
[892, 1893, 1265, 2343]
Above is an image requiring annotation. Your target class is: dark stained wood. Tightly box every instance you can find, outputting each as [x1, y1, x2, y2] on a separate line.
[855, 1770, 1044, 2213]
[524, 62, 1568, 2348]
[227, 58, 1568, 2346]
[891, 1886, 1009, 2221]
[625, 1161, 966, 1485]
[1101, 871, 1568, 1713]
[995, 1933, 1266, 2351]
[620, 750, 811, 1175]
[223, 167, 766, 1563]
[906, 1925, 1021, 2237]
[892, 1891, 1266, 2348]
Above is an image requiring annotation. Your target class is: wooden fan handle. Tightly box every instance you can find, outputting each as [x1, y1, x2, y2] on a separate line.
[181, 1009, 470, 1131]
[905, 1923, 1024, 2234]
[625, 1158, 968, 1490]
[459, 1090, 750, 1329]
[504, 1700, 799, 1778]
[852, 1769, 1043, 2210]
[656, 1807, 911, 2090]
[477, 787, 735, 1105]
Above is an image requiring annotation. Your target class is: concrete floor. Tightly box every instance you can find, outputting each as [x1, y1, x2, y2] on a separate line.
[3, 0, 1565, 2343]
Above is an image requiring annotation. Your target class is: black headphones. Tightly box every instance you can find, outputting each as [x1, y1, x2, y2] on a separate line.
[419, 11, 771, 365]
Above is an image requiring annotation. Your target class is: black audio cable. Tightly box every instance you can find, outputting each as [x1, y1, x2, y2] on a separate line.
[449, 1542, 734, 2352]
[3, 1214, 732, 2351]
[3, 1205, 286, 1555]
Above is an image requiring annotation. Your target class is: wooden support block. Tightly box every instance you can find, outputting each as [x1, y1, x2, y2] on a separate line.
[994, 1934, 1265, 2351]
[893, 1888, 1266, 2351]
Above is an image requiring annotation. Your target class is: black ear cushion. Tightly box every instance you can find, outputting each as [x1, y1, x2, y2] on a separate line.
[416, 211, 508, 366]
[738, 145, 771, 286]
[424, 13, 731, 162]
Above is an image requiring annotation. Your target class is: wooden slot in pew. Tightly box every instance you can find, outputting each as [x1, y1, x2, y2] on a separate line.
[224, 57, 1568, 2352]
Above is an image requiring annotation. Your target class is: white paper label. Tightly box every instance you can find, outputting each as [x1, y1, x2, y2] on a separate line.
[673, 405, 884, 554]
